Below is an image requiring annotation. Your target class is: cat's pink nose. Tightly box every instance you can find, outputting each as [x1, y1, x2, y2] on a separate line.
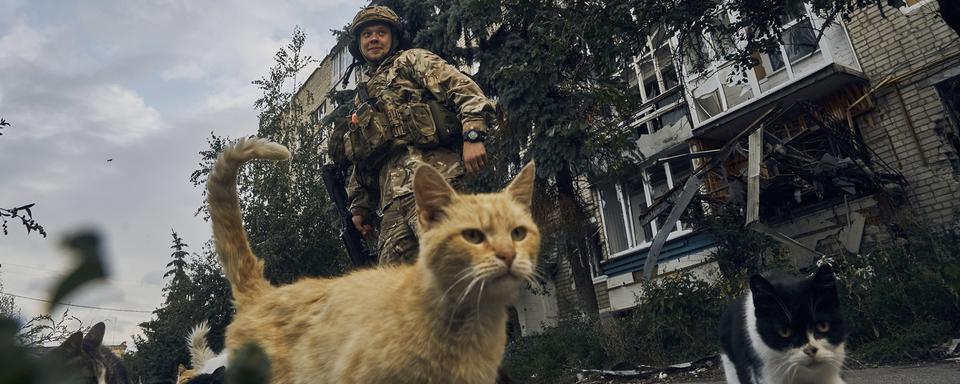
[496, 250, 515, 267]
[803, 346, 818, 357]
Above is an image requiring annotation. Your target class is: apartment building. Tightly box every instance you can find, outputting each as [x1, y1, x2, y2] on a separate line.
[588, 0, 960, 313]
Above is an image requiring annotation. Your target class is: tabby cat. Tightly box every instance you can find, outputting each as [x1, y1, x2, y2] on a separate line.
[207, 138, 539, 383]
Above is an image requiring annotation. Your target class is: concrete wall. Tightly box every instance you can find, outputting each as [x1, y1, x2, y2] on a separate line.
[515, 280, 560, 335]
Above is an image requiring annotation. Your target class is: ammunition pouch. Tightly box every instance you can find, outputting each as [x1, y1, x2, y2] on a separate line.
[344, 98, 464, 165]
[344, 104, 396, 165]
[400, 102, 439, 149]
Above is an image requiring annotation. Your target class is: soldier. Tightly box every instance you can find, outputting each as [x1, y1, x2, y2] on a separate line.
[344, 5, 496, 265]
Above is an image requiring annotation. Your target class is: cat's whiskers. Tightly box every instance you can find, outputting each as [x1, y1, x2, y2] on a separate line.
[789, 363, 800, 384]
[444, 261, 505, 334]
[439, 267, 479, 304]
[475, 280, 486, 329]
[445, 275, 482, 335]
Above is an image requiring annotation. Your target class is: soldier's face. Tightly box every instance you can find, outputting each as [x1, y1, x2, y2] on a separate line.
[359, 23, 393, 63]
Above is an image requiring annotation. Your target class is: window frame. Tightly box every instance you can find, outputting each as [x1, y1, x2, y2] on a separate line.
[596, 152, 695, 260]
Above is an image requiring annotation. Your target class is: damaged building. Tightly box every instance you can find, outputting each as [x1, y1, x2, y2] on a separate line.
[587, 1, 960, 314]
[294, 1, 960, 333]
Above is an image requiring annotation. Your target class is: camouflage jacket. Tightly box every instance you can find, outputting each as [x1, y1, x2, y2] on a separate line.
[346, 48, 495, 216]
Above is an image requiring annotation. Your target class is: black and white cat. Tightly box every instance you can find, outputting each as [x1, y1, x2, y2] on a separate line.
[719, 265, 846, 384]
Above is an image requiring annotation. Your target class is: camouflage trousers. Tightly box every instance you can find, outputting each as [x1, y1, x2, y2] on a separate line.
[377, 177, 462, 265]
[377, 193, 420, 265]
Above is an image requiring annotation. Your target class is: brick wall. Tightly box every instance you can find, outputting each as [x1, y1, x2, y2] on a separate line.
[847, 2, 960, 224]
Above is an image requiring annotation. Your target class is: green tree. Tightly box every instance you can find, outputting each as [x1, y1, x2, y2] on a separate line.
[192, 28, 349, 285]
[125, 233, 233, 384]
[163, 230, 192, 302]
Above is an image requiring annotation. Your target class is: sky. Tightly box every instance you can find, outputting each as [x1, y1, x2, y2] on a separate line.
[0, 0, 362, 348]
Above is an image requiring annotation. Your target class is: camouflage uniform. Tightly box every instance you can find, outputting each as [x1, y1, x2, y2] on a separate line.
[344, 6, 495, 265]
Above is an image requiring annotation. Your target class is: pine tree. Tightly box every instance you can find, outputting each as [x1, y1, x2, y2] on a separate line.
[125, 230, 207, 383]
[163, 230, 192, 303]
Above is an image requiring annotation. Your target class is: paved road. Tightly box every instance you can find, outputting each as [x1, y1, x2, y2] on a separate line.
[682, 362, 959, 383]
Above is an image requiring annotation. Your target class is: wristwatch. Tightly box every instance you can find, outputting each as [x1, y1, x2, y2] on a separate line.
[463, 129, 487, 143]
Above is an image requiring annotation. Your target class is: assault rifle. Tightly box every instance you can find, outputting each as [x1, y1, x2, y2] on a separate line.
[321, 164, 376, 267]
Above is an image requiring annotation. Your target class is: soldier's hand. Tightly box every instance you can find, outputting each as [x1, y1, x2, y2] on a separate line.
[463, 142, 487, 175]
[352, 215, 373, 237]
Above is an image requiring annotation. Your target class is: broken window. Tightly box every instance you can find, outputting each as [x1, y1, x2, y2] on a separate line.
[635, 29, 680, 103]
[598, 183, 630, 254]
[937, 73, 960, 130]
[596, 151, 693, 259]
[635, 91, 687, 136]
[935, 73, 960, 161]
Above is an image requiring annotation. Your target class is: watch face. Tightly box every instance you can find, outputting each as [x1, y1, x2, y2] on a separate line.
[467, 131, 479, 140]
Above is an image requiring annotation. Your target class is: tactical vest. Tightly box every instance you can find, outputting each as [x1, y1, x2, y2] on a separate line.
[342, 54, 461, 168]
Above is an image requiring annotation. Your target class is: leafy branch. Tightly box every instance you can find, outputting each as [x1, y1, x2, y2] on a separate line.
[0, 117, 46, 237]
[16, 309, 83, 349]
[1, 203, 47, 238]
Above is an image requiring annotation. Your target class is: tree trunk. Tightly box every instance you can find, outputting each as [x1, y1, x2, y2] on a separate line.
[555, 163, 600, 316]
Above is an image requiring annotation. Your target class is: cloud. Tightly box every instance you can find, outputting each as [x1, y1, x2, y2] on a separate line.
[82, 84, 165, 144]
[0, 0, 364, 349]
[0, 19, 48, 64]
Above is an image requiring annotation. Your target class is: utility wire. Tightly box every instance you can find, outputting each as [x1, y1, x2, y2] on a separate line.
[0, 292, 154, 314]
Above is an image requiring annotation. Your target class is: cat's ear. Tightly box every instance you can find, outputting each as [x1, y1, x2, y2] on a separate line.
[749, 274, 781, 314]
[812, 264, 836, 287]
[414, 163, 457, 227]
[506, 161, 536, 207]
[58, 331, 84, 357]
[749, 274, 777, 301]
[812, 264, 840, 305]
[82, 322, 106, 353]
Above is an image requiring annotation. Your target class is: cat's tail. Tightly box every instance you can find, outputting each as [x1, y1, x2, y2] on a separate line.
[207, 137, 290, 301]
[187, 321, 217, 369]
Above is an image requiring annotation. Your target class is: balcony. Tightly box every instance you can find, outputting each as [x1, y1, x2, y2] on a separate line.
[683, 4, 865, 139]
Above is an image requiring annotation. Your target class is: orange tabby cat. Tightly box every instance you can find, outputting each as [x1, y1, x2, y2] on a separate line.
[207, 138, 540, 383]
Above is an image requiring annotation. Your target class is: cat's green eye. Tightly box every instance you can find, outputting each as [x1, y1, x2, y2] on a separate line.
[462, 229, 485, 244]
[777, 327, 792, 338]
[816, 322, 830, 333]
[511, 227, 527, 241]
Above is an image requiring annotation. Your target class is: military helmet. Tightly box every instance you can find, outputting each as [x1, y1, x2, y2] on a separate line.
[348, 5, 408, 61]
[349, 6, 403, 35]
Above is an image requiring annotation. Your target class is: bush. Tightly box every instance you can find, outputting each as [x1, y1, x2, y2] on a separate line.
[836, 224, 960, 363]
[601, 273, 725, 366]
[503, 272, 722, 383]
[502, 317, 607, 384]
[504, 222, 960, 381]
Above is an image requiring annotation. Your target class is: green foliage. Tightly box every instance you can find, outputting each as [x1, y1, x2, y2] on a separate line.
[16, 309, 82, 348]
[603, 273, 725, 365]
[124, 240, 233, 384]
[192, 28, 349, 285]
[503, 318, 608, 384]
[835, 223, 960, 363]
[504, 272, 722, 382]
[684, 199, 785, 295]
